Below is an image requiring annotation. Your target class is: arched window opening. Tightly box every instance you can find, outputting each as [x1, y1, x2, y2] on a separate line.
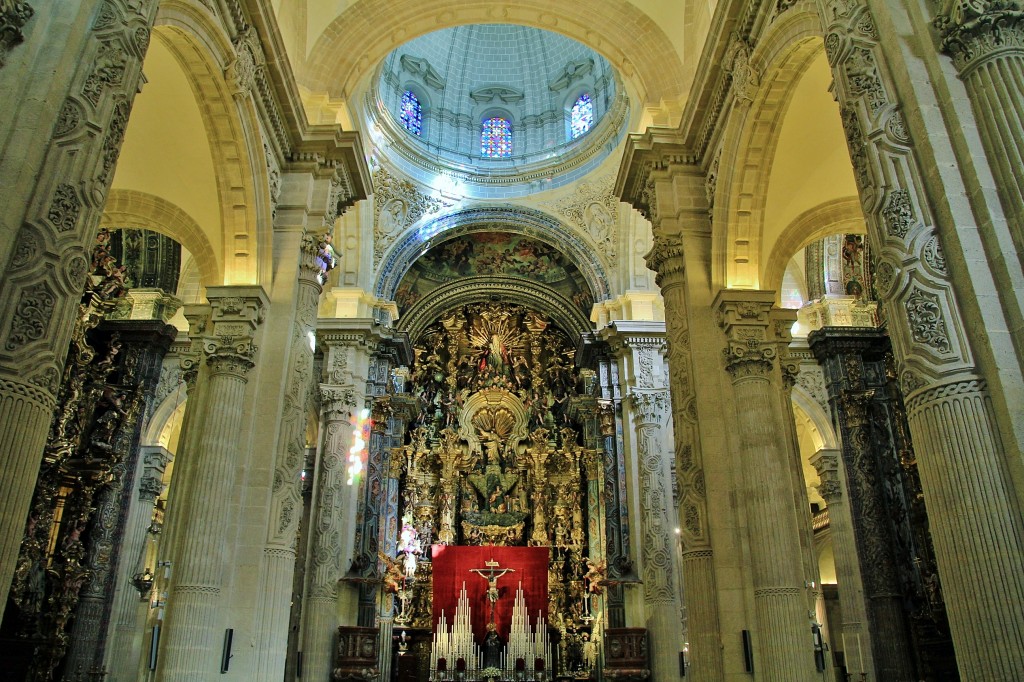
[400, 90, 423, 135]
[570, 93, 594, 139]
[481, 117, 513, 158]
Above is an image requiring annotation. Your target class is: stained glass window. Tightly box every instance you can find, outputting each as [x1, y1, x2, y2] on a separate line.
[570, 93, 594, 139]
[481, 117, 513, 158]
[400, 91, 422, 135]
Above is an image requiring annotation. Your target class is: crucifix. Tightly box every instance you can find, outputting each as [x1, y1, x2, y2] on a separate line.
[470, 559, 515, 625]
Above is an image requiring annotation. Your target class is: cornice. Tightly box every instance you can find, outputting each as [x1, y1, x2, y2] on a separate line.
[237, 0, 371, 203]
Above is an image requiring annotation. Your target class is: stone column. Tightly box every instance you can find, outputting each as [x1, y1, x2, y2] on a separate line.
[716, 292, 817, 682]
[627, 387, 682, 681]
[0, 0, 158, 621]
[810, 449, 873, 679]
[644, 233, 726, 682]
[156, 287, 267, 681]
[607, 325, 684, 680]
[935, 2, 1024, 262]
[299, 352, 360, 682]
[106, 445, 172, 681]
[818, 3, 1024, 676]
[251, 235, 323, 679]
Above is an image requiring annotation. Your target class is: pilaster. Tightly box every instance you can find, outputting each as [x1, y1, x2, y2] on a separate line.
[603, 323, 683, 682]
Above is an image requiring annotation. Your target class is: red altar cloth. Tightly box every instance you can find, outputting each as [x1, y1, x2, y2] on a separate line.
[431, 545, 548, 643]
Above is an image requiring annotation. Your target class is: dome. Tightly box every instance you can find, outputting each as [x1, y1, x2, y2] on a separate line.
[369, 25, 629, 198]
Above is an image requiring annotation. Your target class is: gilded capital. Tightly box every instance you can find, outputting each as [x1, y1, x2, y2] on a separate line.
[935, 0, 1024, 73]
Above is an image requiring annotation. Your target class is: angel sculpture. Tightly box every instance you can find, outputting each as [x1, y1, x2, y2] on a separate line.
[584, 558, 608, 594]
[378, 551, 404, 594]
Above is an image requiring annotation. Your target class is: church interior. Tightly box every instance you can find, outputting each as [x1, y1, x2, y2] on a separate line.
[1, 0, 1023, 680]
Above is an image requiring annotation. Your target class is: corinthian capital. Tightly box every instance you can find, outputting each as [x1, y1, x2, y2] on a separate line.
[715, 290, 795, 380]
[0, 2, 33, 68]
[202, 286, 268, 377]
[935, 0, 1024, 73]
[629, 388, 670, 425]
[644, 235, 685, 284]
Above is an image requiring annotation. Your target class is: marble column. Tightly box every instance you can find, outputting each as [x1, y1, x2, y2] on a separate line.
[818, 3, 1024, 677]
[106, 445, 172, 681]
[156, 287, 267, 681]
[251, 235, 323, 679]
[716, 292, 817, 682]
[0, 0, 158, 621]
[810, 449, 873, 679]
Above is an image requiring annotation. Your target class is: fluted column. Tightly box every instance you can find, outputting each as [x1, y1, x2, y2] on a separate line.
[156, 288, 267, 681]
[716, 292, 817, 682]
[817, 3, 1024, 677]
[0, 0, 158, 621]
[106, 445, 172, 681]
[811, 449, 873, 679]
[251, 235, 323, 679]
[936, 2, 1024, 256]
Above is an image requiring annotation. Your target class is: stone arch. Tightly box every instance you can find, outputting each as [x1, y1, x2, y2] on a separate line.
[302, 0, 686, 111]
[151, 2, 272, 285]
[375, 206, 611, 304]
[792, 385, 838, 451]
[762, 196, 866, 301]
[101, 189, 221, 286]
[144, 385, 188, 447]
[711, 10, 825, 290]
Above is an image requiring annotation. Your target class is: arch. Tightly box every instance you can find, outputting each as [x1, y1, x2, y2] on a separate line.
[152, 2, 273, 285]
[375, 206, 611, 304]
[302, 0, 686, 110]
[710, 9, 825, 290]
[144, 385, 188, 447]
[762, 196, 866, 300]
[101, 189, 221, 287]
[397, 276, 594, 343]
[791, 385, 838, 451]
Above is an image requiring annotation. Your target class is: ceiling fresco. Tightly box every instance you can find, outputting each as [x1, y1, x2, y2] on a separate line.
[394, 232, 594, 316]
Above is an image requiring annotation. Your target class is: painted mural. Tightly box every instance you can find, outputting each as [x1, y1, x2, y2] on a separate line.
[394, 232, 594, 315]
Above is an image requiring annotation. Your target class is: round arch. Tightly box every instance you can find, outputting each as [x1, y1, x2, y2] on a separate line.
[710, 9, 824, 290]
[302, 0, 686, 110]
[101, 189, 221, 286]
[375, 206, 612, 304]
[792, 385, 838, 451]
[152, 1, 273, 285]
[397, 275, 594, 343]
[762, 196, 866, 301]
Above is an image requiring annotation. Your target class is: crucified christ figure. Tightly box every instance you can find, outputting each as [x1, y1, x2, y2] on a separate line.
[470, 559, 515, 624]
